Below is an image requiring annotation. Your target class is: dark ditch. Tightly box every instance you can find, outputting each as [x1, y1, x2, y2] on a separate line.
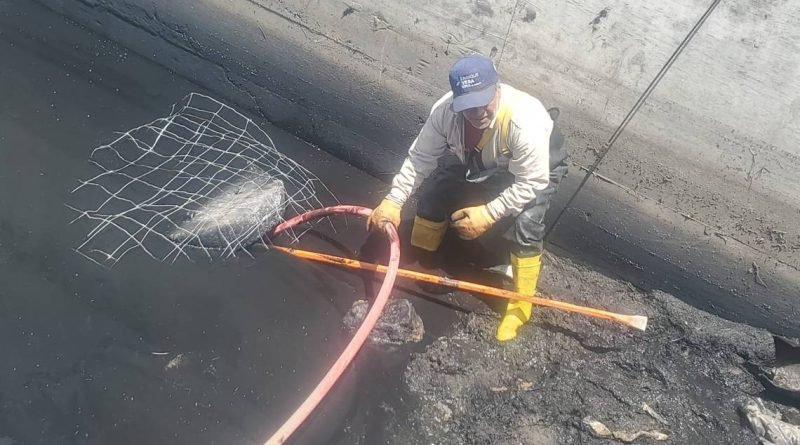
[0, 3, 453, 444]
[2, 2, 799, 445]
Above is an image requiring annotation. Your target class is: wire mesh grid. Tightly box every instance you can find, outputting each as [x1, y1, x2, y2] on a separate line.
[68, 93, 337, 266]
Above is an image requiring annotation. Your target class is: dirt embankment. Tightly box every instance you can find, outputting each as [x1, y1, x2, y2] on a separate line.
[382, 253, 798, 444]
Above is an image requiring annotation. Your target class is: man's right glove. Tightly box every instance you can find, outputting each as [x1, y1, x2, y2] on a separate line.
[450, 205, 496, 240]
[366, 198, 402, 232]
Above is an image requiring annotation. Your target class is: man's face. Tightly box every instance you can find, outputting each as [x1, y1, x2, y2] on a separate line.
[462, 87, 500, 130]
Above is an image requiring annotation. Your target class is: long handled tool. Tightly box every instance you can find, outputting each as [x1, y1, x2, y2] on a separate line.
[272, 246, 648, 331]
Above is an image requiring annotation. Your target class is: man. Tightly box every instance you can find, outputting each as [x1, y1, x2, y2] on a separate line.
[367, 54, 568, 341]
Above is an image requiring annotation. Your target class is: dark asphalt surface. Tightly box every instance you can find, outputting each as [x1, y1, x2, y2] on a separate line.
[0, 2, 457, 444]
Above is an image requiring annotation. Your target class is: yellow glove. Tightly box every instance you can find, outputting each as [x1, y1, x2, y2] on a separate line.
[450, 205, 496, 240]
[366, 198, 402, 232]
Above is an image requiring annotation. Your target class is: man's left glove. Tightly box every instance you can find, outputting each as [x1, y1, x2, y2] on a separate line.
[450, 205, 496, 240]
[366, 198, 402, 232]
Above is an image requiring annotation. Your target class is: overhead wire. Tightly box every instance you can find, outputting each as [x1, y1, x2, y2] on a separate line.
[545, 0, 724, 239]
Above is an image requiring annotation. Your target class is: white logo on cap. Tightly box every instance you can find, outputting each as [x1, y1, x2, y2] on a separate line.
[459, 72, 482, 89]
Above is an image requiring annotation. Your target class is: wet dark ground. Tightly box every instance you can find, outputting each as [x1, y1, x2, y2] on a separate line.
[387, 253, 799, 444]
[3, 2, 800, 445]
[0, 3, 454, 444]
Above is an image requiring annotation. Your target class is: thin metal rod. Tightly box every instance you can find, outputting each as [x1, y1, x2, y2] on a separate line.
[546, 0, 723, 239]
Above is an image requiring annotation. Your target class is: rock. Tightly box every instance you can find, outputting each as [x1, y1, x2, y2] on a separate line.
[583, 417, 669, 442]
[771, 336, 800, 400]
[739, 398, 800, 445]
[786, 408, 800, 427]
[343, 298, 424, 347]
[642, 402, 669, 425]
[433, 401, 452, 422]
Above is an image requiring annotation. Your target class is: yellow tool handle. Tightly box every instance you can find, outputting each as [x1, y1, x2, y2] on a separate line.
[272, 246, 648, 332]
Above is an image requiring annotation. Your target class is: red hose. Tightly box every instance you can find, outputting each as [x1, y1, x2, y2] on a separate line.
[264, 205, 400, 445]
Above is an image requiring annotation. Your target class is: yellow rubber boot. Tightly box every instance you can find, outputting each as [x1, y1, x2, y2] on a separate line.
[410, 216, 448, 252]
[496, 253, 541, 341]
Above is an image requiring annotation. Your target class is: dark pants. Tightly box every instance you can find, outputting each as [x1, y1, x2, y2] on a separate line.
[416, 115, 568, 259]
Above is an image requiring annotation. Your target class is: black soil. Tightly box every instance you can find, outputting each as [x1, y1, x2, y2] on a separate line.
[0, 3, 457, 444]
[383, 253, 797, 444]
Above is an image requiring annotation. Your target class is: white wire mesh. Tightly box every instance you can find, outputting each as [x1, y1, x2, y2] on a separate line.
[69, 93, 337, 266]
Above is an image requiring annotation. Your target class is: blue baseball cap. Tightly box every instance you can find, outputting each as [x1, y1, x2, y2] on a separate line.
[449, 55, 499, 113]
